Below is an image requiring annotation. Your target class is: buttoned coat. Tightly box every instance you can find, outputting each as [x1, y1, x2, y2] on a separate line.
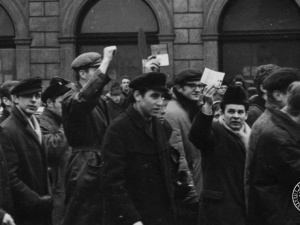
[0, 107, 52, 225]
[102, 105, 177, 225]
[189, 110, 247, 225]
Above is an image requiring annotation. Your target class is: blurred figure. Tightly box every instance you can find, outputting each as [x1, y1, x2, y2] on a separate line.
[246, 64, 280, 127]
[0, 77, 53, 225]
[233, 75, 247, 90]
[107, 82, 125, 120]
[190, 85, 250, 225]
[248, 81, 300, 225]
[245, 67, 300, 211]
[120, 75, 131, 107]
[39, 77, 71, 225]
[156, 92, 171, 123]
[213, 79, 229, 102]
[212, 101, 221, 122]
[0, 81, 19, 123]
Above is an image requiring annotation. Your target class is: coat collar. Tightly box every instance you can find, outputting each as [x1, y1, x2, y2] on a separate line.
[41, 108, 62, 125]
[272, 109, 300, 142]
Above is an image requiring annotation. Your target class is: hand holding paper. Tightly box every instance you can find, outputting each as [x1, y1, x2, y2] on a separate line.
[200, 68, 225, 88]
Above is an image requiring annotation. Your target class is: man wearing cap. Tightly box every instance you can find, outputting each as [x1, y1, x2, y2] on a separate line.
[213, 79, 229, 102]
[245, 67, 300, 210]
[38, 77, 71, 225]
[164, 68, 203, 224]
[189, 85, 251, 225]
[246, 64, 280, 127]
[0, 80, 19, 124]
[120, 75, 131, 106]
[106, 82, 125, 120]
[102, 72, 179, 225]
[61, 46, 116, 225]
[0, 77, 53, 225]
[248, 81, 300, 225]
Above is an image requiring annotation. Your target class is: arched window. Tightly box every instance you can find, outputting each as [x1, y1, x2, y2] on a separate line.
[76, 0, 159, 82]
[219, 0, 300, 85]
[0, 5, 15, 83]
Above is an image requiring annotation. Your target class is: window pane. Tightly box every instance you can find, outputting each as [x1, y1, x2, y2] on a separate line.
[221, 41, 300, 82]
[0, 48, 16, 83]
[0, 5, 14, 36]
[221, 0, 300, 32]
[80, 0, 158, 33]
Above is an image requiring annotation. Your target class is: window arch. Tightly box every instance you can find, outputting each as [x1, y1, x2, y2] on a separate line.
[76, 0, 159, 82]
[0, 4, 15, 82]
[219, 0, 300, 85]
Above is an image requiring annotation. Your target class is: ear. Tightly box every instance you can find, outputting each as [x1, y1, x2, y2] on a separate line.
[272, 90, 282, 101]
[260, 84, 266, 93]
[13, 95, 19, 104]
[133, 90, 142, 102]
[175, 84, 184, 93]
[78, 70, 87, 80]
[2, 97, 11, 107]
[46, 98, 53, 108]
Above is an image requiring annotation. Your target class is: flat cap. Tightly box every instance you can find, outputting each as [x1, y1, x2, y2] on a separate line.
[173, 68, 202, 85]
[129, 72, 168, 92]
[71, 52, 102, 70]
[42, 76, 71, 103]
[11, 77, 42, 95]
[110, 82, 122, 95]
[263, 67, 300, 93]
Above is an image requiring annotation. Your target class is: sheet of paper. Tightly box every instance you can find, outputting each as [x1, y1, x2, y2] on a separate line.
[151, 44, 169, 66]
[200, 68, 225, 88]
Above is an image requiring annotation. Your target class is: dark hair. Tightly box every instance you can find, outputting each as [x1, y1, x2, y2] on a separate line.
[286, 81, 300, 117]
[74, 66, 98, 82]
[233, 75, 247, 90]
[121, 75, 130, 82]
[0, 80, 19, 108]
[255, 64, 280, 96]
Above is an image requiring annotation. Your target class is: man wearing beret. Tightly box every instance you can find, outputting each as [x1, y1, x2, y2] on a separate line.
[106, 82, 125, 120]
[189, 85, 251, 225]
[245, 67, 300, 213]
[102, 72, 179, 225]
[164, 68, 204, 225]
[38, 77, 71, 225]
[0, 77, 53, 225]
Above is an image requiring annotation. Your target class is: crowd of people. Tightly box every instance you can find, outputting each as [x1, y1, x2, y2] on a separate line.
[0, 45, 300, 225]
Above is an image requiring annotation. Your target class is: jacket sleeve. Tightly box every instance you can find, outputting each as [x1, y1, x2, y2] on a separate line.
[189, 108, 215, 153]
[40, 125, 69, 161]
[0, 209, 5, 224]
[102, 125, 141, 225]
[62, 68, 111, 116]
[0, 131, 42, 213]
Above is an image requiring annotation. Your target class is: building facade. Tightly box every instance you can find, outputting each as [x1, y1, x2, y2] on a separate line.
[1, 0, 300, 89]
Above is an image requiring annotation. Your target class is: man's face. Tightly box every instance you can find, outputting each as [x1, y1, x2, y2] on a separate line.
[111, 94, 121, 104]
[48, 95, 63, 117]
[121, 79, 130, 92]
[177, 81, 204, 101]
[15, 92, 41, 116]
[80, 67, 97, 82]
[217, 85, 227, 96]
[223, 104, 248, 131]
[156, 99, 169, 123]
[135, 89, 164, 118]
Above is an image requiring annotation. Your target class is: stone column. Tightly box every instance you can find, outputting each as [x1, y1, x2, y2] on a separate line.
[202, 35, 219, 70]
[58, 37, 76, 81]
[14, 38, 32, 80]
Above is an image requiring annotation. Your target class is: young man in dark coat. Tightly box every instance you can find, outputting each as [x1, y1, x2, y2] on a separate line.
[62, 46, 116, 225]
[248, 81, 300, 225]
[0, 140, 15, 225]
[106, 82, 125, 120]
[39, 77, 71, 225]
[0, 77, 53, 225]
[189, 85, 251, 225]
[102, 72, 179, 225]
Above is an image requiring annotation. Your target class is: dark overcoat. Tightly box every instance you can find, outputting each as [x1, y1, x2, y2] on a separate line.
[248, 110, 300, 225]
[102, 105, 177, 225]
[189, 110, 246, 225]
[62, 69, 110, 225]
[0, 137, 14, 223]
[0, 107, 52, 225]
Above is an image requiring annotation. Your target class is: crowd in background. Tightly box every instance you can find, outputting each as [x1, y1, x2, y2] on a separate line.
[0, 46, 300, 225]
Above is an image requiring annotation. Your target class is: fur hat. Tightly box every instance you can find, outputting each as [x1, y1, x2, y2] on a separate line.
[42, 76, 71, 103]
[220, 85, 249, 110]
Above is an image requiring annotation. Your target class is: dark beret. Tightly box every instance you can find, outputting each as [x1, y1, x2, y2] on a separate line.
[263, 67, 300, 93]
[220, 85, 249, 110]
[129, 72, 168, 92]
[42, 76, 71, 103]
[110, 82, 122, 95]
[173, 68, 202, 85]
[71, 52, 102, 70]
[11, 77, 42, 95]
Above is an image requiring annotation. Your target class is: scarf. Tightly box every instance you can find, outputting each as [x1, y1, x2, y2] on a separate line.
[218, 115, 251, 152]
